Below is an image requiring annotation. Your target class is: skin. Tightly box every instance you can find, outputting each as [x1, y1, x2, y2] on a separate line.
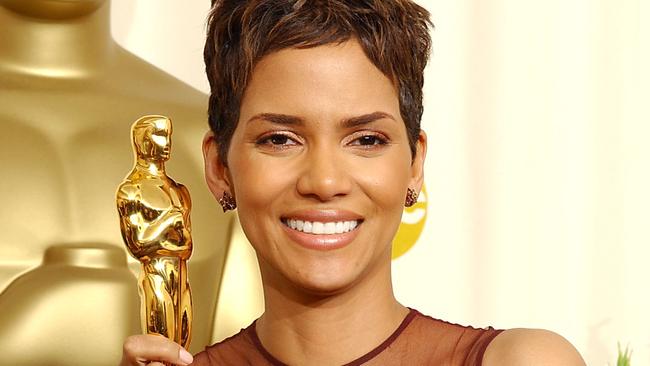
[121, 39, 585, 366]
[204, 39, 425, 365]
[484, 329, 586, 365]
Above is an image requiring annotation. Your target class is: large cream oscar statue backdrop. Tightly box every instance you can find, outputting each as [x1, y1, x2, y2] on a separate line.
[0, 1, 262, 364]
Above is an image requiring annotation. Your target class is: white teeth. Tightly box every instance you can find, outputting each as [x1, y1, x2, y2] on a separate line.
[284, 219, 360, 234]
[343, 221, 350, 232]
[303, 221, 312, 233]
[324, 222, 335, 234]
[312, 222, 324, 234]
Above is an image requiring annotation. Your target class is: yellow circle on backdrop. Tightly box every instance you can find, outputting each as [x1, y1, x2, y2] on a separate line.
[391, 185, 427, 259]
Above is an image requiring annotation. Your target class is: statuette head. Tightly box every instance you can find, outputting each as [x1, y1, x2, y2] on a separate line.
[131, 116, 172, 163]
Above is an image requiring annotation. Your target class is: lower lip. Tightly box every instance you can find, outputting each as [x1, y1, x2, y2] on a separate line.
[281, 222, 361, 251]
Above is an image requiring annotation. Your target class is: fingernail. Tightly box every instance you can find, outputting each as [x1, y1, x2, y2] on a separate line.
[179, 348, 193, 364]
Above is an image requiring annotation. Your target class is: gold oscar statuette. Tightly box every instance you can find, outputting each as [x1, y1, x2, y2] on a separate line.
[116, 115, 193, 348]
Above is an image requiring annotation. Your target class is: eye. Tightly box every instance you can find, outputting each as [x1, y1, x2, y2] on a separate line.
[256, 133, 299, 147]
[349, 133, 388, 147]
[151, 134, 167, 146]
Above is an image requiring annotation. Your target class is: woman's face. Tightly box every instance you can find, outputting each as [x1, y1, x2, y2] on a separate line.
[204, 39, 426, 295]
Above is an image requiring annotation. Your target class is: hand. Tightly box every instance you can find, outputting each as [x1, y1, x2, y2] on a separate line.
[120, 334, 194, 366]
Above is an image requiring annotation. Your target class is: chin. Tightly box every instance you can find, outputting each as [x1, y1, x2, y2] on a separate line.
[288, 265, 365, 298]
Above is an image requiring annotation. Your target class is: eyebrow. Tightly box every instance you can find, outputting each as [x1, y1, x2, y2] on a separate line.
[247, 113, 304, 125]
[246, 111, 396, 127]
[341, 111, 396, 128]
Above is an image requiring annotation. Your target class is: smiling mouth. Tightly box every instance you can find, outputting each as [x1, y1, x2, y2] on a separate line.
[281, 219, 362, 235]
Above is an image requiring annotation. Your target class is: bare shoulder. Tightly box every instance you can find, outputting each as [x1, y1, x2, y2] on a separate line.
[482, 328, 586, 366]
[116, 181, 137, 199]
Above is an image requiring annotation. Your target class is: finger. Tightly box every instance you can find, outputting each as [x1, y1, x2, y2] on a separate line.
[122, 334, 193, 366]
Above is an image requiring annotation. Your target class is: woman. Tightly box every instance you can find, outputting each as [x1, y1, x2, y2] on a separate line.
[121, 1, 586, 365]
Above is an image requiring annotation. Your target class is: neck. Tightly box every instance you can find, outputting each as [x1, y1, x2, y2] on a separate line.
[134, 158, 165, 176]
[0, 2, 116, 78]
[256, 252, 408, 365]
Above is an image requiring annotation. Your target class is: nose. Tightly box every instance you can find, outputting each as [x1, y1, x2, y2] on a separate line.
[296, 145, 352, 202]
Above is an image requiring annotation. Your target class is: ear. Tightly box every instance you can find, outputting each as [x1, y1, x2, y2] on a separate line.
[202, 131, 232, 202]
[409, 130, 427, 193]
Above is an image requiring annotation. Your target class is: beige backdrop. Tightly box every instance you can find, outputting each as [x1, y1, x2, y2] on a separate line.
[111, 0, 650, 364]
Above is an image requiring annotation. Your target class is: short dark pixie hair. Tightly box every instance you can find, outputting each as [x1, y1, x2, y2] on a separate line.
[204, 0, 432, 165]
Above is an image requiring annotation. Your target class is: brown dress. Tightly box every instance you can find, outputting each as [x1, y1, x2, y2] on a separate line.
[191, 308, 502, 365]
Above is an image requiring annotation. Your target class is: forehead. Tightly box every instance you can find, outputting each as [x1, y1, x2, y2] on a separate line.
[240, 39, 401, 122]
[145, 120, 170, 134]
[153, 119, 168, 130]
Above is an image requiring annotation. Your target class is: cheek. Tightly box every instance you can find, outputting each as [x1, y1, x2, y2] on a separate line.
[351, 154, 411, 208]
[229, 151, 295, 217]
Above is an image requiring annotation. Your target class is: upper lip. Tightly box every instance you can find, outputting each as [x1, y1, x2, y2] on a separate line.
[281, 209, 363, 223]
